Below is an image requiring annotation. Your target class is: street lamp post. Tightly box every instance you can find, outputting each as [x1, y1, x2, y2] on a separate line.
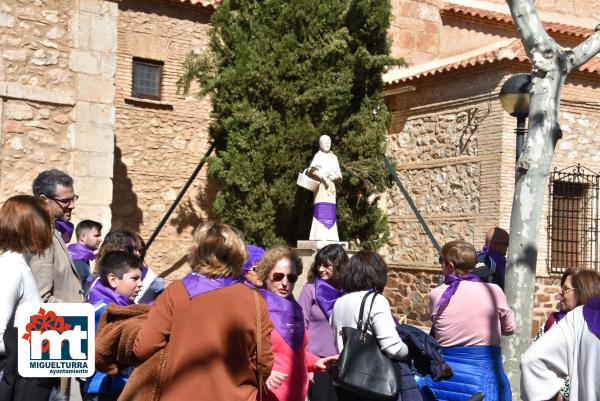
[499, 73, 532, 161]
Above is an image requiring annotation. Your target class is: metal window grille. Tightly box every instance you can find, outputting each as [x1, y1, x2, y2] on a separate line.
[132, 58, 163, 100]
[547, 164, 600, 274]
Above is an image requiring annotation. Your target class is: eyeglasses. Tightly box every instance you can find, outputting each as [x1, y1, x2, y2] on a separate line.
[270, 272, 299, 284]
[560, 286, 577, 294]
[49, 195, 79, 207]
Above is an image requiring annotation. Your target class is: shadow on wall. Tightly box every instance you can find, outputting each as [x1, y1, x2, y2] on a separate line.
[169, 175, 219, 234]
[111, 145, 143, 233]
[157, 169, 219, 278]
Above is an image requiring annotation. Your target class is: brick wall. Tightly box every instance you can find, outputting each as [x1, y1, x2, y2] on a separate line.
[388, 0, 441, 64]
[113, 0, 214, 280]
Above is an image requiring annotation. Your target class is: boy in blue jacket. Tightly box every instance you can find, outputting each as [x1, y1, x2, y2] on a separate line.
[84, 250, 143, 401]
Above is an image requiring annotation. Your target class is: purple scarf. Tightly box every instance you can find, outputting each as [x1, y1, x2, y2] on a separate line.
[259, 289, 305, 352]
[181, 273, 242, 299]
[435, 273, 484, 315]
[88, 280, 132, 307]
[313, 202, 336, 229]
[583, 297, 600, 339]
[55, 220, 74, 243]
[315, 278, 343, 319]
[67, 243, 96, 263]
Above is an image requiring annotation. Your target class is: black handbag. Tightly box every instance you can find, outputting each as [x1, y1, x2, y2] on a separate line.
[333, 291, 401, 401]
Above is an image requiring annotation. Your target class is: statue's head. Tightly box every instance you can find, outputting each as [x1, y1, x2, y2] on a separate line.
[319, 135, 331, 152]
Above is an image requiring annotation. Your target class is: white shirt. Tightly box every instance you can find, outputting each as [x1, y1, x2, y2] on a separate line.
[0, 251, 42, 354]
[331, 290, 409, 359]
[520, 305, 600, 401]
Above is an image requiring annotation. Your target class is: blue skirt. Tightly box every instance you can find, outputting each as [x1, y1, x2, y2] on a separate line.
[416, 346, 511, 401]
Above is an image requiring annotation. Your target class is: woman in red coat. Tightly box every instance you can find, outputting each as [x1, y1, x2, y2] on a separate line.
[256, 247, 337, 401]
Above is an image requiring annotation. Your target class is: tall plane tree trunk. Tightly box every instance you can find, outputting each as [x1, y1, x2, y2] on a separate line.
[503, 0, 600, 397]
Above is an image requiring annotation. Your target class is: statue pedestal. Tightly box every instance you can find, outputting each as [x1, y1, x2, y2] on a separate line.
[292, 239, 351, 299]
[297, 240, 348, 250]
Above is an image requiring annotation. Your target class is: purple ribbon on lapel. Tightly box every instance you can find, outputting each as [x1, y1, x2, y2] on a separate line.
[313, 202, 336, 229]
[88, 280, 132, 307]
[68, 243, 96, 263]
[583, 297, 600, 339]
[55, 220, 74, 243]
[259, 289, 305, 352]
[182, 273, 242, 299]
[435, 273, 484, 315]
[315, 278, 343, 319]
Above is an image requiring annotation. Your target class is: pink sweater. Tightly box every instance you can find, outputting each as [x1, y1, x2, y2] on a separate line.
[264, 329, 320, 401]
[429, 281, 517, 347]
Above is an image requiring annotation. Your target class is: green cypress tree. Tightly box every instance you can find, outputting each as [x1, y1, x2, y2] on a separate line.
[178, 0, 402, 249]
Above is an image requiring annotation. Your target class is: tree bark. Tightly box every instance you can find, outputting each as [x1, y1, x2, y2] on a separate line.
[503, 0, 600, 398]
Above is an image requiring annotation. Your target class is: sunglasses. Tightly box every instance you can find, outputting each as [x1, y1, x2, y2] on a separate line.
[270, 272, 299, 283]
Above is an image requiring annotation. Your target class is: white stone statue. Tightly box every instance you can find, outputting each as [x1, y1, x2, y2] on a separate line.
[306, 135, 342, 241]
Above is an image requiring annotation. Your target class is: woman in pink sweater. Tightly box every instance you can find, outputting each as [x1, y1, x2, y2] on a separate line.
[418, 240, 516, 401]
[256, 247, 337, 401]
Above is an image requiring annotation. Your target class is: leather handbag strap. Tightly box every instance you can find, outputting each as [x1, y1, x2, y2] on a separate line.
[357, 290, 372, 330]
[357, 290, 378, 332]
[253, 290, 263, 401]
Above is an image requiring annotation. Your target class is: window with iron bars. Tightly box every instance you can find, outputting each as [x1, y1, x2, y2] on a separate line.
[547, 165, 600, 274]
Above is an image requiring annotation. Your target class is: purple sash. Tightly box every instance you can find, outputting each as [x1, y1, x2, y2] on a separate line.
[313, 202, 336, 229]
[88, 280, 132, 307]
[315, 278, 343, 319]
[259, 289, 305, 352]
[182, 273, 242, 299]
[583, 297, 600, 339]
[68, 243, 96, 263]
[55, 220, 74, 243]
[435, 274, 484, 316]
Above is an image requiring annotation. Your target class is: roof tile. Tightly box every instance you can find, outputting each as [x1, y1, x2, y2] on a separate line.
[442, 2, 593, 39]
[384, 38, 600, 85]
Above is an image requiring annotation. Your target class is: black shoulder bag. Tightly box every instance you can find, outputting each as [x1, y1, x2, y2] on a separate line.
[333, 291, 401, 401]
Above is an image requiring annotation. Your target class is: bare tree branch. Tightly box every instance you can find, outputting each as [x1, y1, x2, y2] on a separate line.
[507, 0, 559, 74]
[566, 26, 600, 73]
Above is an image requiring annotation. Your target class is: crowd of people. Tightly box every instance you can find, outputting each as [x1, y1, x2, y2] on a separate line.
[1, 168, 600, 401]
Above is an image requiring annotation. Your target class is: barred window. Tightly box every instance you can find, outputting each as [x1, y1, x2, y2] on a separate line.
[547, 165, 600, 274]
[132, 58, 163, 100]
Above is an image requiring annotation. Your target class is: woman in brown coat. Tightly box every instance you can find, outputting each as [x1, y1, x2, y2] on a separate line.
[132, 222, 274, 401]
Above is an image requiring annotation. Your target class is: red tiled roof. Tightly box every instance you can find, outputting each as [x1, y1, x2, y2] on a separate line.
[384, 38, 600, 85]
[442, 2, 593, 39]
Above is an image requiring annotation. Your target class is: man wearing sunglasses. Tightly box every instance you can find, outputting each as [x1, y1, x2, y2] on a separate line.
[30, 169, 83, 303]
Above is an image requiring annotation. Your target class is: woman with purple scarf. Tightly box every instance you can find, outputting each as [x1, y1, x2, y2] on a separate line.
[533, 268, 600, 400]
[132, 222, 274, 401]
[521, 287, 600, 401]
[256, 247, 338, 401]
[417, 240, 516, 401]
[298, 244, 347, 401]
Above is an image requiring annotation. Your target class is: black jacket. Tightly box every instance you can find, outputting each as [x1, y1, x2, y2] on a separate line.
[394, 324, 452, 401]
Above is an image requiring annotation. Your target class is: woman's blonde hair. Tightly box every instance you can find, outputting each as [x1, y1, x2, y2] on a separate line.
[256, 246, 303, 282]
[189, 222, 247, 278]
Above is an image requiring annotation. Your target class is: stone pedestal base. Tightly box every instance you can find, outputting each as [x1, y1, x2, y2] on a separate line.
[292, 240, 351, 299]
[296, 240, 348, 250]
